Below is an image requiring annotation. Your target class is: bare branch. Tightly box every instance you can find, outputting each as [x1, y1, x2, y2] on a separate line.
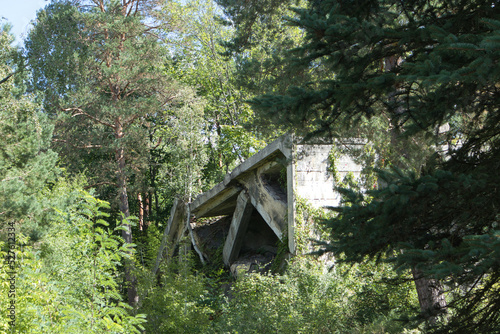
[0, 73, 14, 86]
[52, 138, 103, 149]
[84, 181, 116, 189]
[64, 107, 116, 129]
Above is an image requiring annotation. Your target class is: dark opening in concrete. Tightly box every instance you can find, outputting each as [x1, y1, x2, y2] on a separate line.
[260, 166, 287, 203]
[241, 209, 279, 258]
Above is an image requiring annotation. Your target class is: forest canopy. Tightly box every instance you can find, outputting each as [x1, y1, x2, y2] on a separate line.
[1, 0, 499, 333]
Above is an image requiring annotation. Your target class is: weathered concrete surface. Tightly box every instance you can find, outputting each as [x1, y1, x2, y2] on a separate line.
[157, 133, 363, 272]
[190, 135, 291, 219]
[153, 198, 186, 275]
[223, 191, 254, 266]
[191, 185, 241, 217]
[287, 140, 363, 253]
[293, 143, 363, 208]
[238, 164, 287, 240]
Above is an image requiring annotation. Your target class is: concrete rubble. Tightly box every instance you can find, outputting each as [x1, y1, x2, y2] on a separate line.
[154, 134, 363, 276]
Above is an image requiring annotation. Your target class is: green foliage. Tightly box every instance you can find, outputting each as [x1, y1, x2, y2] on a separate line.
[216, 0, 313, 136]
[0, 192, 146, 333]
[294, 196, 330, 255]
[25, 0, 198, 210]
[213, 256, 420, 333]
[24, 1, 86, 107]
[25, 1, 209, 304]
[158, 0, 268, 181]
[151, 86, 208, 203]
[12, 0, 500, 332]
[325, 166, 500, 331]
[138, 252, 214, 333]
[0, 26, 59, 239]
[215, 0, 300, 53]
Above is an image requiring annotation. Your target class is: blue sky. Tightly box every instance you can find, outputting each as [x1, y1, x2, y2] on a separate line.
[1, 0, 49, 46]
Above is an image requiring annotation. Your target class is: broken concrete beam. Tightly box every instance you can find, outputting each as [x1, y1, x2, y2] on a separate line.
[164, 133, 365, 267]
[239, 168, 287, 240]
[223, 191, 254, 266]
[222, 135, 292, 187]
[190, 185, 242, 218]
[153, 198, 186, 275]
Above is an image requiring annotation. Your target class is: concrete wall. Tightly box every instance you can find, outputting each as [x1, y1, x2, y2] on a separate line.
[287, 139, 363, 254]
[293, 143, 363, 208]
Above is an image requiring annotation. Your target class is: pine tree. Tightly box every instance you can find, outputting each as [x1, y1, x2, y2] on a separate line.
[25, 0, 196, 306]
[0, 25, 59, 238]
[216, 0, 317, 135]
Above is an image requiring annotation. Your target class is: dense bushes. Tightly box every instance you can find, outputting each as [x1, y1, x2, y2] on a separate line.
[139, 253, 214, 334]
[136, 253, 420, 333]
[213, 257, 420, 334]
[0, 191, 146, 333]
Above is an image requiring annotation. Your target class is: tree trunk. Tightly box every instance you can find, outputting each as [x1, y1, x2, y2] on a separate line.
[384, 55, 447, 323]
[145, 193, 150, 218]
[115, 123, 138, 306]
[138, 193, 144, 231]
[412, 267, 447, 325]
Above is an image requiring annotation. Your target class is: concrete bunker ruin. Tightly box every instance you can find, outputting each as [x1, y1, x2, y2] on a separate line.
[154, 134, 363, 274]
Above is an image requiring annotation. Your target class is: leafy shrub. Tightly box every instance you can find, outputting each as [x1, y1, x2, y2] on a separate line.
[0, 192, 146, 333]
[138, 251, 215, 334]
[213, 256, 420, 334]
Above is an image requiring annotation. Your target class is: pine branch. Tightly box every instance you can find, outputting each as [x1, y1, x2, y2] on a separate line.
[52, 138, 103, 149]
[0, 73, 13, 85]
[66, 107, 116, 129]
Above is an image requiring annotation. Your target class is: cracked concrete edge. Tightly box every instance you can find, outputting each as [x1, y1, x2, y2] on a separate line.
[190, 133, 293, 215]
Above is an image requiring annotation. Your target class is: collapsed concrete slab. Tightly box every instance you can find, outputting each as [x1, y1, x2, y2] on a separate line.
[154, 133, 363, 274]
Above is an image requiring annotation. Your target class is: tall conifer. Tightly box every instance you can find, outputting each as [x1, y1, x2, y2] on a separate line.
[221, 0, 500, 331]
[0, 26, 58, 237]
[25, 0, 193, 306]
